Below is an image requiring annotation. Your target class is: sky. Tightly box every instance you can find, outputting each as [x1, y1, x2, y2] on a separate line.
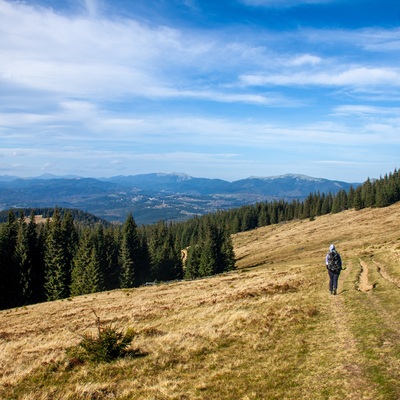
[1, 0, 400, 183]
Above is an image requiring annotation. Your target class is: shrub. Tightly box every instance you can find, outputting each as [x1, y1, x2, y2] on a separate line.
[67, 310, 136, 364]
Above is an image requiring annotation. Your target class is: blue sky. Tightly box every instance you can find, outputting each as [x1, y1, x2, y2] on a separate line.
[1, 0, 399, 182]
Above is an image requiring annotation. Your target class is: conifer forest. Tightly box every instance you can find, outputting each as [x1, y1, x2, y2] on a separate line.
[0, 168, 399, 310]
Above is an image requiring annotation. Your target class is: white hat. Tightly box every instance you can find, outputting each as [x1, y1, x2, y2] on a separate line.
[329, 244, 336, 251]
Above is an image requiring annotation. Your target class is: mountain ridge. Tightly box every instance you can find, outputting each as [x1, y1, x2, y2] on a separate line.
[0, 172, 359, 224]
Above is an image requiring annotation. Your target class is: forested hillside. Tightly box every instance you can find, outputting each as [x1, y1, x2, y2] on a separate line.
[1, 192, 399, 399]
[0, 169, 398, 310]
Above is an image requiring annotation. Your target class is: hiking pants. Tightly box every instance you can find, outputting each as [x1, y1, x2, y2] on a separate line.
[328, 270, 340, 292]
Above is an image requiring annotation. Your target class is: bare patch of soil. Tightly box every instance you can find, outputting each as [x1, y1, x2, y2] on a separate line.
[358, 260, 375, 292]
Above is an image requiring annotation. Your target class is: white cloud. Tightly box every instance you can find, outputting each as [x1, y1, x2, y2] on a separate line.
[0, 0, 283, 107]
[0, 0, 399, 182]
[333, 105, 400, 117]
[240, 67, 400, 88]
[240, 0, 333, 7]
[290, 54, 322, 66]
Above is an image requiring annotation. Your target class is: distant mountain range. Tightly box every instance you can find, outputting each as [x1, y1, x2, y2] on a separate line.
[0, 173, 359, 224]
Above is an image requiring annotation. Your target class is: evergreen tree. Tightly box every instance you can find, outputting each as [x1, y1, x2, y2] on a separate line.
[26, 211, 45, 304]
[44, 209, 70, 300]
[0, 211, 19, 309]
[15, 212, 31, 306]
[14, 211, 45, 306]
[148, 221, 182, 282]
[137, 229, 151, 284]
[119, 213, 141, 288]
[198, 222, 219, 277]
[347, 186, 355, 210]
[61, 210, 78, 290]
[71, 229, 104, 295]
[184, 242, 201, 279]
[103, 226, 121, 290]
[353, 186, 363, 211]
[362, 178, 375, 207]
[220, 232, 236, 273]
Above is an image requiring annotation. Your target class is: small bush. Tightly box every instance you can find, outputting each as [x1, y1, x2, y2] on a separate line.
[67, 310, 136, 364]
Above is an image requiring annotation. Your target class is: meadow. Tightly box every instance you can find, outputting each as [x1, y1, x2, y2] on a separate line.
[1, 203, 399, 399]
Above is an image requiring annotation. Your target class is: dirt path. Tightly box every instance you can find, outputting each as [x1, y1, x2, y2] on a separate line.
[358, 260, 374, 292]
[327, 267, 378, 399]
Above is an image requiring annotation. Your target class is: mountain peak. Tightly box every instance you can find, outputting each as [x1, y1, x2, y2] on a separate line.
[155, 172, 192, 181]
[247, 173, 324, 182]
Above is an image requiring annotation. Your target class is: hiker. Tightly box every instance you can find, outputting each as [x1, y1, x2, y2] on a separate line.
[325, 244, 342, 295]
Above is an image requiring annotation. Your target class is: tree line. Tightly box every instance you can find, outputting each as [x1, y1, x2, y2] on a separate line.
[0, 168, 399, 310]
[0, 209, 235, 310]
[195, 168, 400, 235]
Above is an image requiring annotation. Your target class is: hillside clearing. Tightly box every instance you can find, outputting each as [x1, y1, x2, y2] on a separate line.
[1, 204, 400, 399]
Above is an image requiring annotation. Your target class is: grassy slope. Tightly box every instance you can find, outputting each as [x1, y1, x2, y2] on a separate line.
[1, 204, 399, 399]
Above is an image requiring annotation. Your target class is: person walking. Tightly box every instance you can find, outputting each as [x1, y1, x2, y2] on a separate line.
[325, 244, 342, 295]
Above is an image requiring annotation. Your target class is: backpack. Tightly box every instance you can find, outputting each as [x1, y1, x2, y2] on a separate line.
[327, 251, 341, 272]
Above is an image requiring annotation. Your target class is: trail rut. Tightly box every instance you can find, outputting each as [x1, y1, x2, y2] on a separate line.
[358, 260, 374, 292]
[373, 260, 400, 288]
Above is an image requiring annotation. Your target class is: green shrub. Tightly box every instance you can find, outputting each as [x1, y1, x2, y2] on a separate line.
[67, 311, 136, 364]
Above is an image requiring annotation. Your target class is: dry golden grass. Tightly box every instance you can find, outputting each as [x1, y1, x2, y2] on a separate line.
[1, 204, 400, 399]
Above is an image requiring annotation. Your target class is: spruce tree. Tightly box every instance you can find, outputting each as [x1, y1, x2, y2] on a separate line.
[26, 211, 45, 304]
[0, 211, 19, 309]
[119, 213, 141, 288]
[61, 210, 78, 290]
[44, 209, 69, 300]
[15, 212, 30, 306]
[71, 229, 104, 296]
[184, 242, 201, 279]
[220, 233, 236, 273]
[198, 222, 219, 277]
[353, 186, 363, 211]
[103, 226, 121, 290]
[148, 222, 182, 282]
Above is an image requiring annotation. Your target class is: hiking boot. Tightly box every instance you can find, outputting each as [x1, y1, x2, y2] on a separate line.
[333, 289, 337, 295]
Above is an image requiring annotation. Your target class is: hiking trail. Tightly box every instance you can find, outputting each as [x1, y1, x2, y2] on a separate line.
[327, 267, 378, 398]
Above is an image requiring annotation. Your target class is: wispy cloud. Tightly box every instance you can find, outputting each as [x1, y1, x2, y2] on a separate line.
[239, 0, 334, 7]
[0, 0, 398, 181]
[240, 67, 400, 88]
